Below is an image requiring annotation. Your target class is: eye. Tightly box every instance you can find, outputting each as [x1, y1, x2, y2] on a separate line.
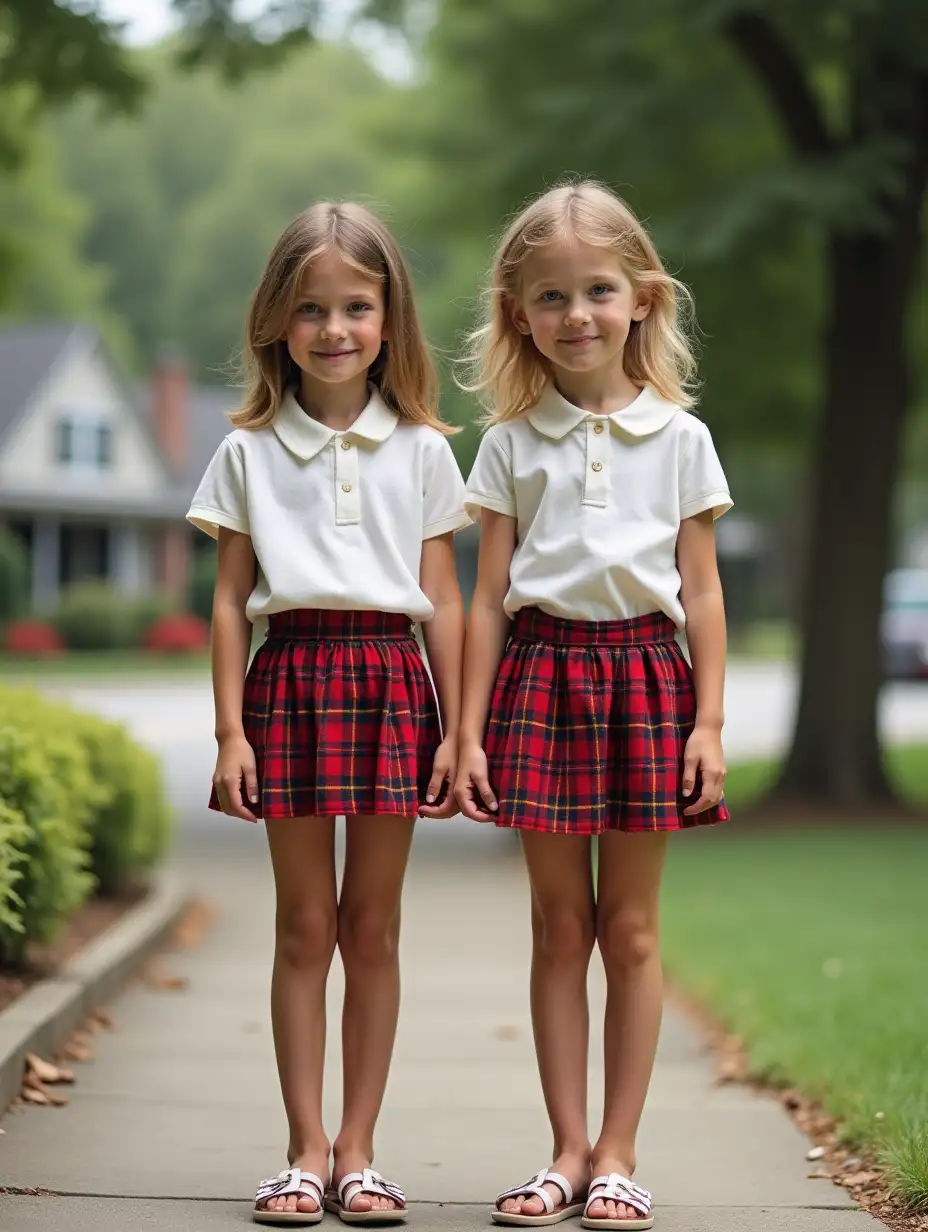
[589, 284, 613, 297]
[540, 290, 562, 303]
[296, 301, 319, 314]
[348, 301, 373, 313]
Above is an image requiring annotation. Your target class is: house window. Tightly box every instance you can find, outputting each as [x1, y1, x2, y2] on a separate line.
[54, 417, 115, 469]
[56, 419, 74, 464]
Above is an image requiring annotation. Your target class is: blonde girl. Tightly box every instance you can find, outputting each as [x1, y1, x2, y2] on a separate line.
[187, 203, 469, 1225]
[455, 182, 732, 1230]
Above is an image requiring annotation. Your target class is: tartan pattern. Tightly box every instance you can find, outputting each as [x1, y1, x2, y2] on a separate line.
[485, 607, 730, 834]
[209, 609, 440, 820]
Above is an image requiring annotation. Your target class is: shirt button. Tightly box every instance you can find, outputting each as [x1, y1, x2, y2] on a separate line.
[342, 483, 352, 493]
[591, 461, 603, 472]
[340, 440, 351, 450]
[593, 423, 605, 434]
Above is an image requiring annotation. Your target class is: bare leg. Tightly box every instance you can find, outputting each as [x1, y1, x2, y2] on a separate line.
[332, 813, 416, 1214]
[262, 817, 338, 1216]
[587, 831, 668, 1223]
[498, 832, 595, 1218]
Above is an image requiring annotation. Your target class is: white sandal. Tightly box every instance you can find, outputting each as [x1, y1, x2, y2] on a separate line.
[492, 1168, 586, 1226]
[325, 1167, 408, 1224]
[581, 1174, 654, 1229]
[253, 1167, 325, 1225]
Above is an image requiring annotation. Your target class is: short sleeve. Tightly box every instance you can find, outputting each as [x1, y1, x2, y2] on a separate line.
[464, 430, 516, 519]
[186, 437, 250, 539]
[679, 421, 733, 521]
[422, 436, 471, 540]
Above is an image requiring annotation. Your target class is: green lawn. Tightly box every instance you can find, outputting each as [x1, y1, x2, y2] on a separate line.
[660, 745, 928, 1206]
[0, 650, 210, 680]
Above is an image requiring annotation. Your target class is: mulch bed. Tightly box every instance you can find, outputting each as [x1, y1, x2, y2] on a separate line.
[668, 984, 928, 1232]
[0, 888, 146, 1015]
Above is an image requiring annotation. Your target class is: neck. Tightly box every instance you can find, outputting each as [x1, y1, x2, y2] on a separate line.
[296, 373, 371, 430]
[551, 354, 641, 415]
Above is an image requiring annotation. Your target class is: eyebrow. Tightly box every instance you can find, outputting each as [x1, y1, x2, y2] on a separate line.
[525, 274, 621, 293]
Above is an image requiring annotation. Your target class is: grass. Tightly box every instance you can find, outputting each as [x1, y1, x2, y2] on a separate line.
[659, 745, 928, 1205]
[0, 650, 210, 680]
[729, 619, 797, 661]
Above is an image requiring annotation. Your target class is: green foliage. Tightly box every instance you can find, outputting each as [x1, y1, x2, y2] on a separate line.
[0, 716, 97, 965]
[188, 550, 217, 623]
[51, 582, 175, 651]
[0, 526, 28, 622]
[0, 683, 174, 963]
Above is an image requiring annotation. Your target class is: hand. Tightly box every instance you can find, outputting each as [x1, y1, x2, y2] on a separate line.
[213, 734, 260, 822]
[419, 736, 458, 818]
[454, 743, 499, 823]
[682, 724, 726, 815]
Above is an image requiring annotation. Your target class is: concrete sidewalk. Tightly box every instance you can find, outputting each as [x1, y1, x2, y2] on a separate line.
[0, 819, 877, 1230]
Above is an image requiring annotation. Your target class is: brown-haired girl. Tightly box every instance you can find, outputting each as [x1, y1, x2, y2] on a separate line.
[187, 202, 469, 1225]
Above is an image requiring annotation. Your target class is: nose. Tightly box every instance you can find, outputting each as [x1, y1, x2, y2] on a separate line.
[320, 313, 348, 340]
[563, 297, 591, 326]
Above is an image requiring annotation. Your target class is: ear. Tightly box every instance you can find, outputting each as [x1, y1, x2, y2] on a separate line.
[631, 288, 652, 323]
[507, 295, 532, 336]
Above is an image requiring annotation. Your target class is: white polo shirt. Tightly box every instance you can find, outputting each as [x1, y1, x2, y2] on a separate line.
[187, 388, 471, 623]
[464, 384, 732, 627]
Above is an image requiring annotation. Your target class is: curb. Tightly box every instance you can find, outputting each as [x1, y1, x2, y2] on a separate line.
[0, 872, 190, 1115]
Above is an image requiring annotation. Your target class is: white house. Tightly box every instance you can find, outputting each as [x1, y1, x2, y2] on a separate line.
[0, 321, 234, 609]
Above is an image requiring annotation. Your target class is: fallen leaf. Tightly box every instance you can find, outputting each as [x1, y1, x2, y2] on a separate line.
[807, 1169, 831, 1179]
[59, 1039, 93, 1064]
[26, 1054, 74, 1085]
[493, 1025, 520, 1041]
[87, 1008, 114, 1032]
[842, 1172, 880, 1187]
[20, 1086, 49, 1106]
[142, 963, 189, 992]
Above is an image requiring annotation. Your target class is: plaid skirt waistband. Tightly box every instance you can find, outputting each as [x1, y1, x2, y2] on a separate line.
[511, 607, 678, 647]
[266, 609, 414, 642]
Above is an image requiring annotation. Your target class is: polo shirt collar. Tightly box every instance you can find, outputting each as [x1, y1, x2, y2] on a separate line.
[273, 385, 399, 460]
[527, 383, 678, 440]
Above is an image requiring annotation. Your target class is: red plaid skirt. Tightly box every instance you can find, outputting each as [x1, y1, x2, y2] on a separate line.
[209, 610, 441, 820]
[485, 607, 730, 835]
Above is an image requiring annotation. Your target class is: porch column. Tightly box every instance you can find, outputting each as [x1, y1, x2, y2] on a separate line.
[31, 517, 61, 611]
[111, 522, 143, 594]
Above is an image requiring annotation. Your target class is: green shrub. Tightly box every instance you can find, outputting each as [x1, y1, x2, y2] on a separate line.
[0, 684, 174, 964]
[131, 590, 178, 639]
[0, 527, 29, 623]
[53, 581, 139, 650]
[188, 550, 217, 623]
[0, 719, 96, 966]
[73, 713, 173, 894]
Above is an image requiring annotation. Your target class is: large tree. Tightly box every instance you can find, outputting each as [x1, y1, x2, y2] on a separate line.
[367, 0, 928, 811]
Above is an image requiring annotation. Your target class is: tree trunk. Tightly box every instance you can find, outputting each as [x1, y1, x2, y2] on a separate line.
[774, 222, 921, 808]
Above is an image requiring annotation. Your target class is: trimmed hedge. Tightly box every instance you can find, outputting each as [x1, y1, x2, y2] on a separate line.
[0, 528, 29, 623]
[0, 684, 173, 966]
[51, 582, 177, 651]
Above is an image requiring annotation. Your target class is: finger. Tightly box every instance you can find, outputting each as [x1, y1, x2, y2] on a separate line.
[476, 774, 498, 813]
[455, 780, 490, 822]
[223, 776, 257, 823]
[683, 788, 714, 816]
[681, 753, 698, 797]
[424, 765, 448, 806]
[243, 761, 260, 808]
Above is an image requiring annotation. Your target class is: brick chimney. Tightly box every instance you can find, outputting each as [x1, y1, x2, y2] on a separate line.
[151, 346, 188, 475]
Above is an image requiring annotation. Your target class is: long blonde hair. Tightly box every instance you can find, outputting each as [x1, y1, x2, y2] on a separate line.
[231, 202, 453, 434]
[461, 181, 698, 422]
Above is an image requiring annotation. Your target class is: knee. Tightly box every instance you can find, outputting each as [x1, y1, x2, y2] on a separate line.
[338, 906, 401, 968]
[276, 902, 337, 971]
[532, 904, 595, 967]
[597, 909, 658, 970]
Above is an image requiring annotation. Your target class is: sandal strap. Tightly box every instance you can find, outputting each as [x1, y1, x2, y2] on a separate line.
[338, 1167, 406, 1209]
[496, 1168, 572, 1213]
[586, 1174, 652, 1218]
[255, 1168, 325, 1208]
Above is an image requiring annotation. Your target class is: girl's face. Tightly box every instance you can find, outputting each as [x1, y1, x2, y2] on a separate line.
[285, 249, 388, 389]
[513, 238, 650, 379]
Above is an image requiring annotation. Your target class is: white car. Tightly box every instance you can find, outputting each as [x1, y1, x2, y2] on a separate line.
[882, 568, 928, 680]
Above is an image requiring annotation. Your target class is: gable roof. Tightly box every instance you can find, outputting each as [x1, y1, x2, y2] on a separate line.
[0, 321, 87, 447]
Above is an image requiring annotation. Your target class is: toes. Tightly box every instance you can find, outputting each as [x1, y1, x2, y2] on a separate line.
[520, 1196, 544, 1216]
[296, 1195, 318, 1213]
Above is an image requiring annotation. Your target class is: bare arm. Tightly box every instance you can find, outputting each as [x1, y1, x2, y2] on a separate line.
[211, 526, 259, 821]
[455, 510, 517, 820]
[418, 532, 466, 818]
[677, 509, 727, 813]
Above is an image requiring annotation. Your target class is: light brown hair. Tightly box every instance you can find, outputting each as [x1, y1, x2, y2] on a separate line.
[231, 202, 453, 434]
[461, 180, 698, 422]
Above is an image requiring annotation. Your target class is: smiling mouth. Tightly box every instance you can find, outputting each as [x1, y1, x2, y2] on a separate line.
[560, 336, 599, 346]
[313, 349, 359, 359]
